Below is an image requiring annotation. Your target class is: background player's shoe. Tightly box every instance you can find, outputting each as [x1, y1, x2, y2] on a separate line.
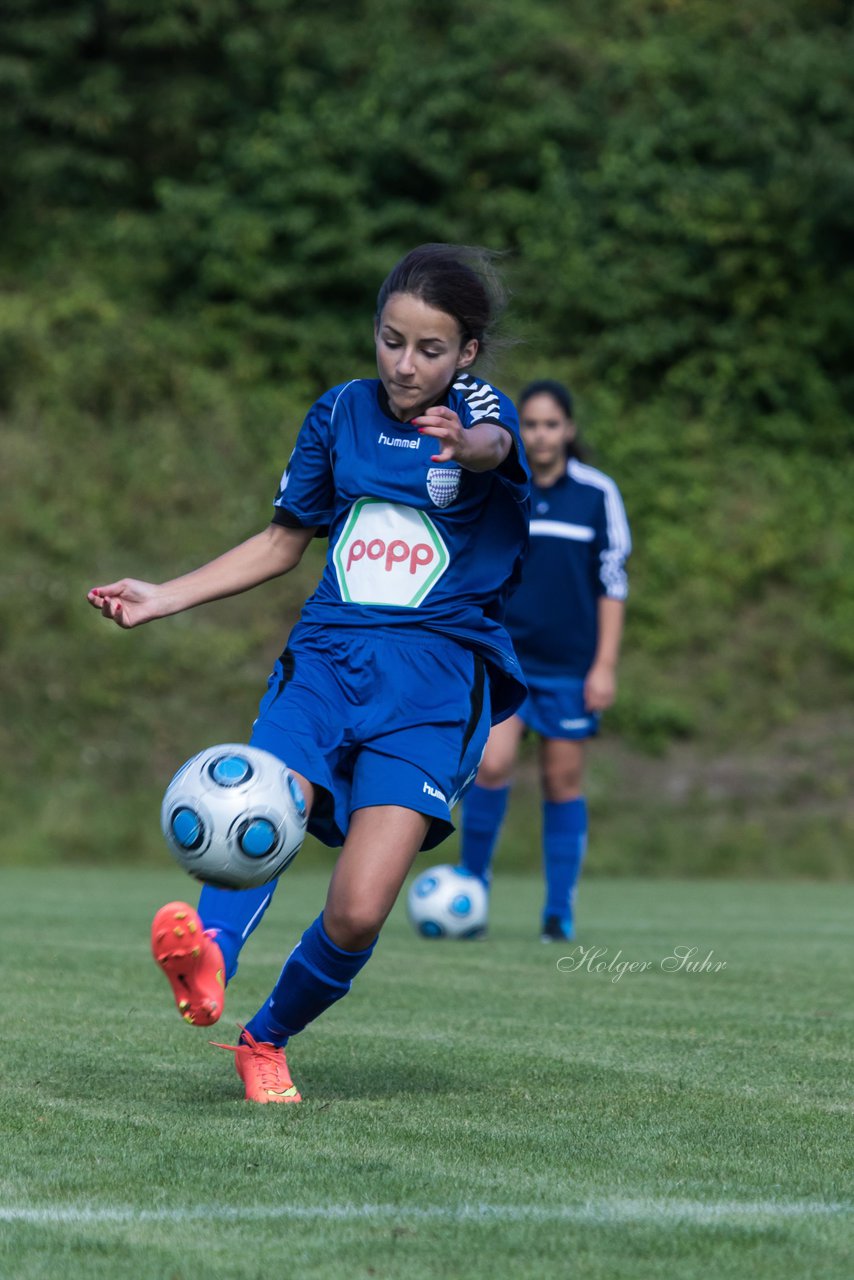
[151, 901, 225, 1026]
[212, 1028, 302, 1103]
[541, 914, 574, 943]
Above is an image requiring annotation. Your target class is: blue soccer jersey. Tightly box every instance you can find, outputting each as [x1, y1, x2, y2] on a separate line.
[505, 459, 631, 679]
[271, 374, 531, 721]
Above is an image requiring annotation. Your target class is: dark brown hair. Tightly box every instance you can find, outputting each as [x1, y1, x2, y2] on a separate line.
[518, 379, 587, 462]
[376, 243, 507, 357]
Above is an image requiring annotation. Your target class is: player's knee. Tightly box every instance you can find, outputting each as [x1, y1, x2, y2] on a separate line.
[541, 767, 583, 804]
[476, 757, 513, 789]
[324, 902, 384, 952]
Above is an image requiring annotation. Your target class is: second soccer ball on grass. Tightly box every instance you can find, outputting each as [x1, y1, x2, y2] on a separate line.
[407, 864, 488, 939]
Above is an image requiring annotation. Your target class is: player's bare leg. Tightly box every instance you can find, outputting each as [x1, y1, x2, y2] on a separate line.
[323, 806, 431, 950]
[476, 714, 525, 790]
[539, 738, 585, 803]
[223, 805, 429, 1102]
[458, 715, 524, 895]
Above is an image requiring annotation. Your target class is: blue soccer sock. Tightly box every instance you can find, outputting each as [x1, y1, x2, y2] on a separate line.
[198, 882, 279, 984]
[244, 914, 377, 1047]
[459, 783, 510, 884]
[543, 797, 588, 925]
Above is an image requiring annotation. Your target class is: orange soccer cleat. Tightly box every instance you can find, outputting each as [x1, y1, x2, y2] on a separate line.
[212, 1028, 302, 1103]
[150, 901, 226, 1026]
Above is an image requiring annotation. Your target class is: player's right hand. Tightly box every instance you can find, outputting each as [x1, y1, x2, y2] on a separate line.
[86, 578, 161, 629]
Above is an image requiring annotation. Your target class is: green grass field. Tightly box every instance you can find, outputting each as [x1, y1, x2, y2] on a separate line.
[1, 867, 851, 1279]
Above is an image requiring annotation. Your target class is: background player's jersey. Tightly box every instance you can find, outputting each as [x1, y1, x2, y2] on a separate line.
[505, 459, 631, 679]
[272, 375, 531, 720]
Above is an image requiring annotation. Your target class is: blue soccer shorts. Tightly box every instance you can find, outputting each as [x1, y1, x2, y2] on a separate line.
[516, 674, 599, 741]
[250, 623, 491, 850]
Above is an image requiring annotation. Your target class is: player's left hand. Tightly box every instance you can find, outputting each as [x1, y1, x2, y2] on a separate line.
[584, 663, 617, 712]
[413, 406, 469, 464]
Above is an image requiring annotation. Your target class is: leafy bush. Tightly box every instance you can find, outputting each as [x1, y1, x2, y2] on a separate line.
[0, 0, 851, 868]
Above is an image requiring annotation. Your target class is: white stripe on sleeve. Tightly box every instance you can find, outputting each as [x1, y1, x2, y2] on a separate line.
[568, 459, 632, 599]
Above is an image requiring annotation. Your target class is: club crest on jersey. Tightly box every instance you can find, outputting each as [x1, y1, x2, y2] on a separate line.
[426, 467, 461, 508]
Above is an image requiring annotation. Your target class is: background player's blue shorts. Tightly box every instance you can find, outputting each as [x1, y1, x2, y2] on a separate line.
[250, 622, 491, 851]
[516, 674, 599, 740]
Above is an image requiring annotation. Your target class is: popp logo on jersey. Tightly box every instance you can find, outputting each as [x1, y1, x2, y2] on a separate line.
[333, 499, 449, 608]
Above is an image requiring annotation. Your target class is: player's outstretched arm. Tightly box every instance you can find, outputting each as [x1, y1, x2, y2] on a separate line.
[87, 523, 315, 629]
[413, 406, 512, 472]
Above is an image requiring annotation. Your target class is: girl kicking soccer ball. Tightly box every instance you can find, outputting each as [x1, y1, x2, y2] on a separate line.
[459, 380, 631, 941]
[88, 244, 530, 1102]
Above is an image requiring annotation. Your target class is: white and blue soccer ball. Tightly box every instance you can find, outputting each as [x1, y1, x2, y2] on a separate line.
[407, 864, 488, 939]
[160, 743, 307, 890]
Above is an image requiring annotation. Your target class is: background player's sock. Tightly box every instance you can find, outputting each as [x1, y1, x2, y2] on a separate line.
[243, 914, 376, 1046]
[459, 783, 510, 884]
[542, 797, 588, 931]
[198, 882, 279, 983]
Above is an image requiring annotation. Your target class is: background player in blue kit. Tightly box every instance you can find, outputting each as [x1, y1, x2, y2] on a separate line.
[88, 244, 530, 1103]
[459, 380, 631, 942]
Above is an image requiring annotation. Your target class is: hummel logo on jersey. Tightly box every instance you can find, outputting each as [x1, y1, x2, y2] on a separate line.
[426, 467, 461, 508]
[422, 780, 447, 802]
[378, 431, 419, 450]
